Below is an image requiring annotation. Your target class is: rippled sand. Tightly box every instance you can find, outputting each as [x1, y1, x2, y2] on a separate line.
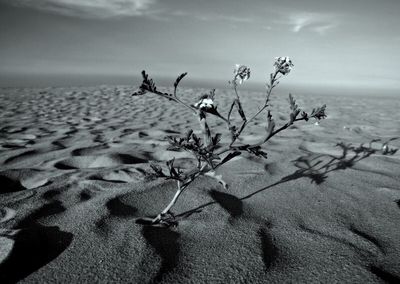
[0, 86, 399, 283]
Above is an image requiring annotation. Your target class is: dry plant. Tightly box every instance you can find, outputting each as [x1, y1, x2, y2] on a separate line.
[132, 57, 327, 227]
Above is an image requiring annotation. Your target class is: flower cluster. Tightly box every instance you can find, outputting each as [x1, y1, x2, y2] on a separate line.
[233, 64, 251, 84]
[194, 97, 214, 110]
[274, 56, 294, 75]
[193, 90, 217, 111]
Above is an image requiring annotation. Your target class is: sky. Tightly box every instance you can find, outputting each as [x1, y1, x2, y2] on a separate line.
[0, 0, 399, 94]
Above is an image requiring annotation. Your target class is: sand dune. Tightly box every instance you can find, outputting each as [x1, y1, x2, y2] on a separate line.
[0, 86, 400, 283]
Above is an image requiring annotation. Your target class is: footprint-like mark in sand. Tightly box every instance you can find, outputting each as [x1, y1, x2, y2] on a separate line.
[209, 189, 243, 219]
[258, 226, 279, 271]
[348, 226, 400, 282]
[71, 144, 110, 156]
[79, 190, 92, 201]
[297, 223, 368, 254]
[95, 197, 138, 236]
[0, 174, 26, 193]
[0, 201, 72, 283]
[299, 221, 399, 282]
[106, 197, 137, 218]
[0, 207, 17, 223]
[349, 225, 385, 254]
[369, 265, 400, 283]
[42, 189, 61, 200]
[141, 226, 180, 283]
[0, 225, 73, 283]
[17, 200, 66, 228]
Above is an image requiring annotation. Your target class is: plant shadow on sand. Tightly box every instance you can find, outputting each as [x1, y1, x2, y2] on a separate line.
[177, 138, 398, 220]
[0, 201, 73, 283]
[141, 226, 180, 284]
[135, 139, 398, 281]
[209, 189, 243, 219]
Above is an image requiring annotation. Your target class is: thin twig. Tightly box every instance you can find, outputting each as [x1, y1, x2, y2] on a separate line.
[216, 116, 306, 156]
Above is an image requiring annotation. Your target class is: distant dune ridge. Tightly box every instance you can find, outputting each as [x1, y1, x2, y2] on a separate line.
[0, 86, 400, 283]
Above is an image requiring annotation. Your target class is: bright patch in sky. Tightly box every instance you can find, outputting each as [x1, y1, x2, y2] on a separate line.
[287, 12, 338, 35]
[6, 0, 156, 18]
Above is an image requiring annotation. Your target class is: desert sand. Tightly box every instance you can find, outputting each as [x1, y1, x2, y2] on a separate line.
[0, 85, 399, 283]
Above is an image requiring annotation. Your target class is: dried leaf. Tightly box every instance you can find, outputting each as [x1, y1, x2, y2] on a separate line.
[301, 111, 309, 121]
[174, 72, 188, 88]
[132, 89, 146, 96]
[212, 133, 222, 146]
[311, 105, 327, 120]
[150, 163, 164, 177]
[247, 146, 268, 159]
[185, 129, 193, 141]
[266, 110, 275, 135]
[192, 133, 201, 145]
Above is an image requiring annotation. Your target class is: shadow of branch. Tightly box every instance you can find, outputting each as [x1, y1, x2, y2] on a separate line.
[176, 138, 398, 220]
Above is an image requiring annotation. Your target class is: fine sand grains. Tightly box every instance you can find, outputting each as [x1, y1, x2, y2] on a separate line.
[0, 86, 400, 283]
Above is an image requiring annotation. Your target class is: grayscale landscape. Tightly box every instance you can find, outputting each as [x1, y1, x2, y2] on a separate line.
[1, 0, 400, 283]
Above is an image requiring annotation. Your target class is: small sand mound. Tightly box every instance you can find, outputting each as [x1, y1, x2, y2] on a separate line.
[54, 153, 147, 169]
[3, 150, 39, 164]
[0, 169, 49, 190]
[87, 168, 144, 183]
[0, 236, 14, 264]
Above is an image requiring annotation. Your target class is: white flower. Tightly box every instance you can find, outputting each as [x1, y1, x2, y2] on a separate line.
[274, 56, 294, 75]
[194, 97, 214, 110]
[233, 64, 250, 84]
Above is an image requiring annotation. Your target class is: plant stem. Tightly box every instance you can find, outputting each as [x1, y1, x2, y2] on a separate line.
[198, 111, 211, 147]
[258, 117, 305, 145]
[152, 164, 208, 223]
[233, 83, 241, 100]
[215, 117, 306, 156]
[148, 89, 197, 114]
[225, 71, 279, 147]
[232, 71, 279, 141]
[173, 87, 195, 113]
[160, 181, 185, 215]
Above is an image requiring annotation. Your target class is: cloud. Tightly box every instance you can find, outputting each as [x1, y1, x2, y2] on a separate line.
[287, 12, 338, 35]
[198, 14, 254, 23]
[6, 0, 157, 18]
[171, 10, 254, 24]
[312, 24, 336, 35]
